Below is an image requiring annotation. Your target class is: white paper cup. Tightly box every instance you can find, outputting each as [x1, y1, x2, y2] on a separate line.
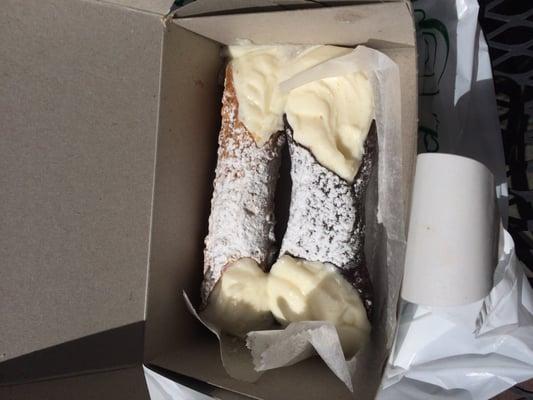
[401, 153, 498, 306]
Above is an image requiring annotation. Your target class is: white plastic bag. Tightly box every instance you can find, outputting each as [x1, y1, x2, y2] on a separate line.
[379, 1, 533, 398]
[380, 229, 533, 400]
[415, 0, 508, 223]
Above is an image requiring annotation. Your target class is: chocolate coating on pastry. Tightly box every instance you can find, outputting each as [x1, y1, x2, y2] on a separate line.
[202, 65, 285, 306]
[280, 120, 377, 315]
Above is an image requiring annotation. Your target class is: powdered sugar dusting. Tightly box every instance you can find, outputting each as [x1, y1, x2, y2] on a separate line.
[202, 65, 284, 305]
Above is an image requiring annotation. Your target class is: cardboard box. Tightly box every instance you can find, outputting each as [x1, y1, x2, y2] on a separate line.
[0, 0, 416, 398]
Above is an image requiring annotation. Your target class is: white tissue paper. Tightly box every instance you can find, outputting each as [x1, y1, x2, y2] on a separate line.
[186, 45, 406, 397]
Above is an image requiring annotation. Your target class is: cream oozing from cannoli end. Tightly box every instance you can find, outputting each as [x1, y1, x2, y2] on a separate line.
[285, 72, 374, 182]
[203, 255, 370, 356]
[230, 45, 373, 182]
[268, 255, 371, 357]
[201, 258, 273, 338]
[229, 45, 352, 145]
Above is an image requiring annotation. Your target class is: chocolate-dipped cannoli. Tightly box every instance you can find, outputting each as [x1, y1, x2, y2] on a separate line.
[279, 124, 377, 313]
[269, 71, 376, 357]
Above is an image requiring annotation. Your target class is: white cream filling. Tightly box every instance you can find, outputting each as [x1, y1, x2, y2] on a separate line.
[201, 258, 272, 338]
[230, 45, 374, 182]
[203, 255, 370, 357]
[229, 45, 351, 145]
[268, 255, 370, 357]
[285, 73, 373, 182]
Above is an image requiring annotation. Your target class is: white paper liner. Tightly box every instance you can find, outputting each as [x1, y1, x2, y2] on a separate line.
[184, 293, 262, 383]
[186, 46, 405, 394]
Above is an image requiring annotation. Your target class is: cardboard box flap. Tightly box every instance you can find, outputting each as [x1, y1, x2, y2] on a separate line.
[174, 0, 320, 17]
[174, 0, 405, 18]
[0, 0, 163, 378]
[0, 322, 144, 385]
[104, 0, 173, 15]
[174, 3, 415, 48]
[0, 366, 149, 400]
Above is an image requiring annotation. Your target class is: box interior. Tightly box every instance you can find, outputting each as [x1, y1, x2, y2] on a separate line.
[151, 337, 363, 399]
[143, 21, 223, 361]
[143, 3, 417, 399]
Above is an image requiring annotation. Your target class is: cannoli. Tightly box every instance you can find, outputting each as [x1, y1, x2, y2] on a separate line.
[201, 46, 354, 337]
[269, 71, 377, 356]
[278, 124, 377, 312]
[200, 64, 283, 336]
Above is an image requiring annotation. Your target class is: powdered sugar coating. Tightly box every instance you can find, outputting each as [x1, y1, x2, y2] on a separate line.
[280, 123, 377, 313]
[202, 65, 284, 305]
